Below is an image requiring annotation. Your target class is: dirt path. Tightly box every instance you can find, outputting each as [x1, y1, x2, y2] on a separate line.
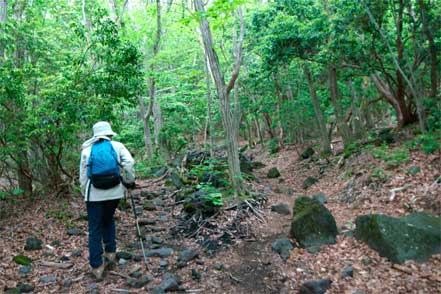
[1, 145, 440, 293]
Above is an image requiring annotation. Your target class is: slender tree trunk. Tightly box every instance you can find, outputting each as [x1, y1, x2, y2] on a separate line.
[418, 0, 437, 99]
[328, 65, 352, 147]
[303, 66, 331, 153]
[138, 96, 154, 158]
[202, 55, 213, 155]
[0, 0, 7, 57]
[194, 0, 244, 194]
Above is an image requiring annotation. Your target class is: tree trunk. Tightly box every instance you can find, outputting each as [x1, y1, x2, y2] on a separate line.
[303, 66, 331, 153]
[138, 95, 154, 158]
[202, 55, 213, 155]
[328, 65, 352, 147]
[418, 0, 437, 99]
[0, 0, 7, 57]
[194, 0, 244, 194]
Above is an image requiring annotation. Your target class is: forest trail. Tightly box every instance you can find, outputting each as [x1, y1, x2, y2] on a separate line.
[1, 143, 440, 293]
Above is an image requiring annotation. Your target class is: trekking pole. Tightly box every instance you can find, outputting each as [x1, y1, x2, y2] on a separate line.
[127, 188, 150, 271]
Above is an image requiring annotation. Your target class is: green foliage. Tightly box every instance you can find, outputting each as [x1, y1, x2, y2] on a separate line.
[13, 255, 32, 266]
[343, 142, 361, 158]
[371, 167, 389, 183]
[372, 144, 410, 168]
[415, 133, 441, 155]
[196, 183, 224, 207]
[268, 138, 279, 155]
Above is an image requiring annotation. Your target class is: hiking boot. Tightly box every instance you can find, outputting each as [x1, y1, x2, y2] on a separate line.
[91, 263, 105, 280]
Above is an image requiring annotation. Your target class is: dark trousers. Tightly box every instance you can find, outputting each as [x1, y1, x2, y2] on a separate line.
[86, 199, 119, 268]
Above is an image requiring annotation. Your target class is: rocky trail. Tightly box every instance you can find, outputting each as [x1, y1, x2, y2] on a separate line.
[1, 141, 440, 294]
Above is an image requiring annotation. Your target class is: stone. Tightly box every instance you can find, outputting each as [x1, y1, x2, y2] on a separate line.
[355, 212, 441, 263]
[213, 263, 224, 270]
[62, 278, 73, 288]
[127, 276, 152, 288]
[267, 167, 281, 179]
[71, 249, 82, 257]
[24, 237, 42, 251]
[17, 283, 34, 293]
[151, 236, 164, 244]
[252, 161, 266, 169]
[300, 278, 332, 294]
[178, 248, 199, 265]
[40, 274, 57, 284]
[145, 247, 173, 258]
[271, 203, 291, 215]
[306, 246, 321, 254]
[67, 228, 82, 236]
[60, 255, 70, 261]
[154, 273, 180, 292]
[301, 147, 315, 160]
[131, 271, 142, 279]
[271, 238, 294, 261]
[302, 177, 317, 190]
[341, 267, 354, 278]
[119, 258, 127, 267]
[291, 196, 338, 248]
[138, 219, 157, 226]
[116, 251, 133, 260]
[5, 289, 20, 294]
[143, 201, 156, 211]
[51, 240, 61, 247]
[159, 260, 168, 268]
[191, 269, 201, 281]
[169, 172, 184, 189]
[13, 255, 32, 266]
[408, 166, 421, 176]
[312, 193, 327, 204]
[153, 198, 164, 207]
[19, 265, 32, 276]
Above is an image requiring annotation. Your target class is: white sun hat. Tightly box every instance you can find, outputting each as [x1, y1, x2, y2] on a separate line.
[92, 121, 117, 137]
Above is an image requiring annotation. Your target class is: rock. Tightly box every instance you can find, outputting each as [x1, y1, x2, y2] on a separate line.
[271, 238, 294, 261]
[24, 237, 42, 251]
[67, 228, 82, 236]
[301, 147, 315, 160]
[252, 161, 266, 169]
[191, 269, 201, 281]
[355, 212, 441, 263]
[116, 251, 133, 260]
[240, 153, 254, 174]
[339, 177, 359, 203]
[40, 274, 57, 284]
[153, 198, 165, 207]
[158, 213, 168, 222]
[169, 172, 184, 189]
[5, 288, 20, 294]
[71, 249, 82, 257]
[341, 267, 354, 278]
[131, 271, 142, 279]
[407, 166, 421, 176]
[178, 248, 199, 266]
[267, 167, 281, 178]
[145, 247, 173, 258]
[60, 255, 70, 261]
[119, 258, 127, 267]
[312, 193, 327, 204]
[271, 203, 291, 215]
[127, 276, 152, 288]
[138, 219, 157, 226]
[213, 263, 224, 270]
[302, 177, 317, 190]
[159, 260, 168, 268]
[13, 255, 32, 266]
[154, 273, 180, 292]
[306, 246, 321, 254]
[17, 283, 34, 293]
[62, 278, 73, 288]
[143, 201, 156, 211]
[19, 265, 32, 276]
[300, 278, 332, 294]
[290, 196, 338, 248]
[140, 190, 160, 199]
[151, 236, 164, 244]
[51, 240, 61, 247]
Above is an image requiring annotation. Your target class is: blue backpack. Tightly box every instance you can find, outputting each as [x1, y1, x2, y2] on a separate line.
[87, 140, 121, 189]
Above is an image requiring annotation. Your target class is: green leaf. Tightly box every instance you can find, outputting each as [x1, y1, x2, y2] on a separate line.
[13, 255, 32, 266]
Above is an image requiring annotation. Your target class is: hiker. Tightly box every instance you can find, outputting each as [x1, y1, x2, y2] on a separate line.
[79, 121, 136, 279]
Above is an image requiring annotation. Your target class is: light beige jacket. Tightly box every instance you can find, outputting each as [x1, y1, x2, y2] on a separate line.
[79, 138, 135, 202]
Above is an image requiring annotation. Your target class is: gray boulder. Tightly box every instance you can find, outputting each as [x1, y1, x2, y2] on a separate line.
[355, 212, 441, 263]
[291, 196, 338, 248]
[300, 278, 332, 294]
[267, 167, 281, 178]
[271, 238, 294, 261]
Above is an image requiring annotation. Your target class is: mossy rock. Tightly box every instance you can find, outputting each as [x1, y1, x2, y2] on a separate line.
[301, 147, 315, 160]
[267, 167, 281, 178]
[354, 212, 441, 263]
[312, 193, 327, 204]
[302, 176, 317, 189]
[407, 166, 421, 176]
[13, 255, 32, 266]
[290, 196, 338, 248]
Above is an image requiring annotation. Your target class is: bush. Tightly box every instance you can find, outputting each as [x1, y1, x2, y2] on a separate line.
[416, 133, 440, 155]
[268, 138, 279, 154]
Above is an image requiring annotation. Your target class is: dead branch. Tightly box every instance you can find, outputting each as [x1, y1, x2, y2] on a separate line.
[39, 261, 73, 269]
[109, 271, 131, 280]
